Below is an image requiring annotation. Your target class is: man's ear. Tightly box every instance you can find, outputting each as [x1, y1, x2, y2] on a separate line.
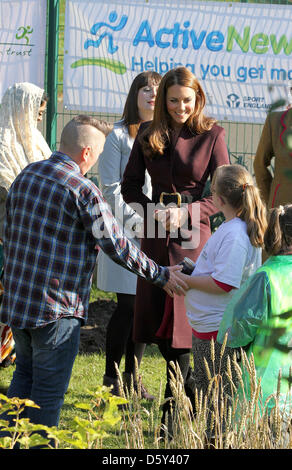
[80, 146, 91, 163]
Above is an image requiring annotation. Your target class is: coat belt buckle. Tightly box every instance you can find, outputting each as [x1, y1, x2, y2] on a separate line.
[159, 192, 182, 207]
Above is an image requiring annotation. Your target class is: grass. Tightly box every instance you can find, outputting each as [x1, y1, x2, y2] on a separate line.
[0, 349, 167, 449]
[58, 344, 167, 449]
[0, 287, 167, 449]
[2, 346, 292, 449]
[90, 284, 116, 302]
[1, 287, 292, 449]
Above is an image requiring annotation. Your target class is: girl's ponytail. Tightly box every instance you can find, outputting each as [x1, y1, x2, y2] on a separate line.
[264, 205, 292, 255]
[239, 183, 267, 247]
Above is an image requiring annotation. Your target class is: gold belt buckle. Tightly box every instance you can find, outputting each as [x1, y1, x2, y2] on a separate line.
[159, 192, 182, 207]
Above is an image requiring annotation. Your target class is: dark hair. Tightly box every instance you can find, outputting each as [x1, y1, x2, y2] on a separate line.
[212, 164, 267, 248]
[72, 114, 113, 137]
[41, 91, 49, 105]
[264, 204, 292, 255]
[122, 71, 161, 138]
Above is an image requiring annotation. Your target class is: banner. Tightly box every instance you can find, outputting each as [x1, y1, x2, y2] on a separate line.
[0, 0, 47, 100]
[63, 0, 292, 123]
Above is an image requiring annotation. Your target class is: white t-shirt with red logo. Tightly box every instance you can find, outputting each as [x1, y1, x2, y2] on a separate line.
[185, 217, 262, 333]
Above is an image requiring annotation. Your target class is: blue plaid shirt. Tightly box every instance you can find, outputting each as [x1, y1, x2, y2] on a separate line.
[0, 152, 169, 328]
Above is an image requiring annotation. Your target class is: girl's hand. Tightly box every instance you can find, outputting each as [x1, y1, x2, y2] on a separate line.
[173, 271, 192, 289]
[163, 265, 189, 297]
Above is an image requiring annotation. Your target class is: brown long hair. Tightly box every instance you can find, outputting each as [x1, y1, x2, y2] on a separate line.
[212, 164, 267, 248]
[122, 71, 161, 139]
[139, 66, 216, 159]
[264, 204, 292, 255]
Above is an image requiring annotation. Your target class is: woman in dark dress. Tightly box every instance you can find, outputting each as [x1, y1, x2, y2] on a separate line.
[121, 67, 230, 435]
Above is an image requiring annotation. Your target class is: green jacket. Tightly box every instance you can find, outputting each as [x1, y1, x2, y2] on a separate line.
[218, 255, 292, 414]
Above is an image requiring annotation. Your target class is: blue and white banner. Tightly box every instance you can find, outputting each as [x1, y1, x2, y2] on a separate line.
[63, 0, 292, 123]
[0, 0, 47, 100]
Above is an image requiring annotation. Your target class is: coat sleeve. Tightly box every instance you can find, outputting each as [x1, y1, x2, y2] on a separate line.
[191, 127, 230, 221]
[98, 128, 143, 230]
[253, 114, 274, 206]
[121, 130, 152, 219]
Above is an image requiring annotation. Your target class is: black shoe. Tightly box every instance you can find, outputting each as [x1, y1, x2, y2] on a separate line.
[103, 375, 121, 396]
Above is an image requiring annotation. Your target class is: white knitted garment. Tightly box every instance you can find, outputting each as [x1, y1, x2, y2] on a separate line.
[0, 82, 51, 191]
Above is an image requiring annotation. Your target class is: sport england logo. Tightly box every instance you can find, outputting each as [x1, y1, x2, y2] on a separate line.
[71, 11, 127, 74]
[226, 93, 240, 108]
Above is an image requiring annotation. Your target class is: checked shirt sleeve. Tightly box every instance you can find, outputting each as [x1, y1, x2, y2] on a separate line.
[80, 191, 169, 289]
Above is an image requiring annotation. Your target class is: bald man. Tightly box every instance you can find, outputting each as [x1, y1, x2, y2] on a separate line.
[0, 115, 186, 437]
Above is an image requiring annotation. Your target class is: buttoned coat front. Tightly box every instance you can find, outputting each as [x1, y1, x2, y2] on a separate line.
[121, 123, 230, 349]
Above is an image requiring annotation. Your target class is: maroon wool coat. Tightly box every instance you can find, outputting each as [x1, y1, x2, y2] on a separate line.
[121, 123, 230, 349]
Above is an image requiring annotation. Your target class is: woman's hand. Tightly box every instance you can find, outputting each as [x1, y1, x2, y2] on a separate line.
[163, 265, 189, 297]
[154, 207, 189, 233]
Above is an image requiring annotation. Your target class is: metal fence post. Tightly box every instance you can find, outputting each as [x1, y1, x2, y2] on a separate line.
[46, 0, 59, 151]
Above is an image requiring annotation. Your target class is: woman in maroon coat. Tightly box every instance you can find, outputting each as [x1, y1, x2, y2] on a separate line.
[121, 67, 229, 435]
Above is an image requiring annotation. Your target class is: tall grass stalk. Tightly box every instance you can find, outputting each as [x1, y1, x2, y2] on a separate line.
[113, 342, 292, 449]
[1, 341, 291, 449]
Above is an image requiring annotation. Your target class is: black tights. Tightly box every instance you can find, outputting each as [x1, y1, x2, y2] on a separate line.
[105, 293, 145, 379]
[158, 339, 195, 420]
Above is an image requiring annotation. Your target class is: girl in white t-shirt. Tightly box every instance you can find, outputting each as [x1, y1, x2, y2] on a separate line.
[177, 164, 267, 436]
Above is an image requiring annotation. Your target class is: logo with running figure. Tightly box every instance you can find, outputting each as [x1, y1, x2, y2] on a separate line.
[84, 11, 127, 54]
[71, 10, 127, 74]
[16, 26, 34, 45]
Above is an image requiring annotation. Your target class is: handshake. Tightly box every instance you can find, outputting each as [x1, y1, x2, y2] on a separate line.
[163, 257, 195, 298]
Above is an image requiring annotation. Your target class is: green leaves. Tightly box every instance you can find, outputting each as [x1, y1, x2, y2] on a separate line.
[0, 385, 127, 449]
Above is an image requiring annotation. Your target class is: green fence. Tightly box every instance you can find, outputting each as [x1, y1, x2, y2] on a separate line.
[45, 0, 291, 181]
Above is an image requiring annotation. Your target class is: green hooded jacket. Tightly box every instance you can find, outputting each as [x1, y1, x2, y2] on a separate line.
[217, 255, 292, 414]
